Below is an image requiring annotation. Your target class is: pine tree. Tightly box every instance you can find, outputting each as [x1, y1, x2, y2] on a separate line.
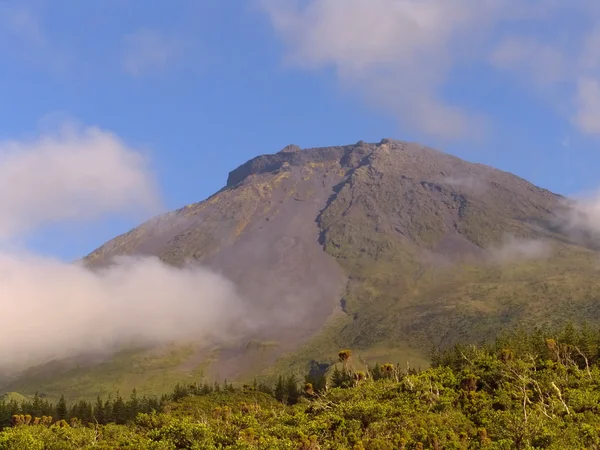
[93, 396, 104, 423]
[285, 375, 299, 405]
[274, 376, 287, 403]
[128, 389, 140, 421]
[103, 398, 113, 424]
[224, 379, 235, 392]
[56, 395, 68, 421]
[559, 322, 577, 349]
[76, 400, 93, 424]
[372, 363, 383, 381]
[577, 322, 598, 365]
[304, 372, 325, 392]
[112, 393, 126, 424]
[31, 393, 43, 418]
[257, 381, 272, 395]
[172, 383, 188, 401]
[331, 366, 351, 388]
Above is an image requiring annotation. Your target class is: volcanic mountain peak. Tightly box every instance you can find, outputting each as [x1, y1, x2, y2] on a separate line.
[87, 138, 567, 274]
[7, 138, 600, 399]
[226, 139, 555, 199]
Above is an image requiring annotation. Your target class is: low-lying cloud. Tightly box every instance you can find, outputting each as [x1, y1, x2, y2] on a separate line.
[484, 190, 600, 264]
[0, 123, 247, 373]
[556, 189, 600, 244]
[443, 174, 487, 192]
[487, 234, 553, 264]
[0, 253, 246, 372]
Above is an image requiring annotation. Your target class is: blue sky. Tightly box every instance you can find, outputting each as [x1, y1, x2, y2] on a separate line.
[1, 0, 600, 260]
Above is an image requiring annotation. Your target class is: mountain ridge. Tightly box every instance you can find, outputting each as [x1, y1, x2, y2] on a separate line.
[4, 138, 600, 401]
[82, 137, 595, 371]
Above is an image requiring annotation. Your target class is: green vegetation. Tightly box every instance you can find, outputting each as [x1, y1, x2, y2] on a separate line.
[4, 324, 600, 448]
[0, 344, 203, 403]
[9, 141, 600, 413]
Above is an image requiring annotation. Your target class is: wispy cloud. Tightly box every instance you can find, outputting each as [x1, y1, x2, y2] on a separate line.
[0, 122, 160, 240]
[489, 35, 567, 86]
[573, 77, 600, 135]
[560, 188, 600, 238]
[0, 120, 248, 373]
[488, 234, 553, 264]
[123, 29, 186, 77]
[260, 0, 600, 140]
[260, 0, 496, 139]
[0, 3, 71, 73]
[1, 5, 45, 46]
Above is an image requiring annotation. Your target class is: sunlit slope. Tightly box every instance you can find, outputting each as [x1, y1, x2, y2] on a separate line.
[3, 139, 600, 399]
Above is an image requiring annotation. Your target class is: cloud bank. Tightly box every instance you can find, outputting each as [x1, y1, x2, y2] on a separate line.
[0, 254, 246, 371]
[0, 123, 246, 372]
[260, 0, 600, 139]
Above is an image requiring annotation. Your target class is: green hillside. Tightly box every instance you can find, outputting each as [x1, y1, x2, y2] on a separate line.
[2, 139, 599, 402]
[3, 325, 600, 449]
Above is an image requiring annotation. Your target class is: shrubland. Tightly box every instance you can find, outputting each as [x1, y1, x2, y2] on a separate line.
[2, 324, 600, 448]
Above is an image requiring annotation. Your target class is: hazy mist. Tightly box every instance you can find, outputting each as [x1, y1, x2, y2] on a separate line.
[0, 123, 247, 373]
[0, 253, 246, 372]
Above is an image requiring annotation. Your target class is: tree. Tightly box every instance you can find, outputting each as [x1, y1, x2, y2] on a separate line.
[172, 383, 188, 401]
[127, 389, 140, 421]
[285, 375, 299, 405]
[331, 366, 352, 388]
[93, 396, 104, 423]
[56, 395, 68, 421]
[112, 393, 126, 424]
[371, 363, 383, 381]
[274, 376, 287, 403]
[304, 361, 328, 394]
[30, 393, 43, 419]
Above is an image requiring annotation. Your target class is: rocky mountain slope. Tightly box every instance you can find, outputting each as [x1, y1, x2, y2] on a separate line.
[4, 139, 600, 400]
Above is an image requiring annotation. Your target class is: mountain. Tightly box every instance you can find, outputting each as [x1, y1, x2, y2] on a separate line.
[4, 138, 600, 400]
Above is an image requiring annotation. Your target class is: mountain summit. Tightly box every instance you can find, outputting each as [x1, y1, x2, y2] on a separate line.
[7, 139, 600, 398]
[83, 139, 599, 373]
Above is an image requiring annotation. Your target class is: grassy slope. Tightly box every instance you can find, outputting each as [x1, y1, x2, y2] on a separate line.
[10, 243, 597, 402]
[258, 245, 600, 382]
[1, 345, 203, 403]
[4, 142, 600, 400]
[6, 329, 600, 449]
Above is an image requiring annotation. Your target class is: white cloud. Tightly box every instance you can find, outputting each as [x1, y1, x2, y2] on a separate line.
[562, 188, 600, 235]
[0, 3, 72, 74]
[261, 0, 500, 138]
[486, 6, 600, 136]
[0, 120, 250, 373]
[0, 252, 247, 372]
[260, 0, 600, 139]
[573, 77, 600, 135]
[488, 235, 553, 264]
[0, 123, 160, 240]
[123, 29, 185, 76]
[490, 36, 567, 85]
